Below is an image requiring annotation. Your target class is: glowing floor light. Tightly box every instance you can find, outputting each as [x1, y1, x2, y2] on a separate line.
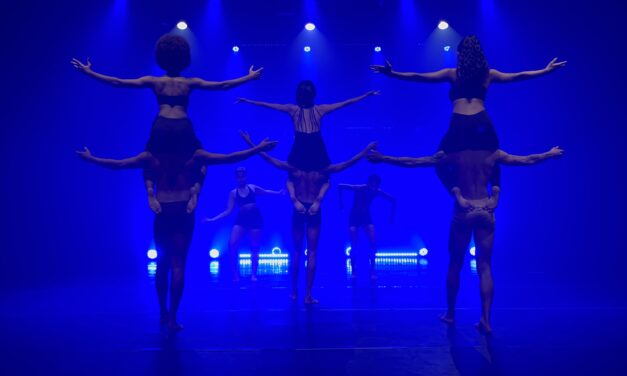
[438, 20, 449, 30]
[469, 246, 476, 256]
[419, 258, 429, 267]
[305, 23, 316, 31]
[444, 45, 451, 52]
[271, 246, 282, 255]
[232, 45, 240, 53]
[304, 46, 311, 53]
[375, 252, 418, 257]
[147, 249, 158, 260]
[147, 262, 157, 276]
[345, 246, 352, 257]
[209, 248, 220, 259]
[418, 248, 429, 257]
[374, 46, 382, 53]
[177, 21, 188, 30]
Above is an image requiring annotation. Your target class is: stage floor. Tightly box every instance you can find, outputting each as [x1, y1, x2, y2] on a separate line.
[2, 261, 626, 376]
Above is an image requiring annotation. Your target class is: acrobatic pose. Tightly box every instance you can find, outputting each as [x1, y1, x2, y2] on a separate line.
[368, 145, 564, 334]
[72, 34, 263, 212]
[371, 35, 566, 193]
[241, 131, 377, 304]
[203, 167, 284, 282]
[236, 81, 379, 171]
[338, 175, 396, 280]
[76, 138, 276, 333]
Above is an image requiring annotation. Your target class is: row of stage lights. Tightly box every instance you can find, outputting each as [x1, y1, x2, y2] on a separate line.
[176, 21, 452, 53]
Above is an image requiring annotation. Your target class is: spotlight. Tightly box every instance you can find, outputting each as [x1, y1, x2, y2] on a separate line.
[209, 248, 220, 259]
[444, 45, 451, 52]
[345, 246, 352, 257]
[147, 249, 158, 260]
[147, 262, 157, 275]
[232, 45, 240, 53]
[418, 248, 429, 257]
[271, 246, 281, 255]
[419, 259, 429, 267]
[469, 246, 476, 256]
[374, 46, 382, 53]
[304, 46, 311, 52]
[305, 23, 316, 31]
[438, 20, 449, 30]
[177, 21, 188, 30]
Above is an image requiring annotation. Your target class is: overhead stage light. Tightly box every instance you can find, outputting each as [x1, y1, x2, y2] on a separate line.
[305, 23, 316, 31]
[374, 46, 382, 53]
[147, 249, 158, 260]
[209, 248, 220, 259]
[419, 248, 429, 257]
[438, 20, 449, 30]
[444, 45, 451, 52]
[177, 21, 188, 30]
[304, 46, 311, 52]
[232, 45, 240, 53]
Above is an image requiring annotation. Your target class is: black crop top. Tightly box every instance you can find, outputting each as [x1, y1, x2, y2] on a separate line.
[157, 94, 189, 108]
[449, 81, 488, 101]
[235, 186, 256, 207]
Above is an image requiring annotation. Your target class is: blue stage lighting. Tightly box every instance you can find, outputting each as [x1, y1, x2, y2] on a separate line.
[147, 262, 157, 276]
[438, 20, 449, 30]
[304, 46, 311, 52]
[209, 248, 220, 259]
[418, 248, 429, 257]
[374, 46, 382, 53]
[469, 246, 476, 256]
[177, 21, 188, 30]
[232, 45, 240, 53]
[147, 249, 158, 260]
[345, 246, 352, 257]
[305, 23, 316, 31]
[419, 258, 429, 267]
[444, 45, 451, 52]
[271, 246, 281, 255]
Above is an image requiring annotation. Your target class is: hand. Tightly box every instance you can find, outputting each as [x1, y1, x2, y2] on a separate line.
[75, 146, 93, 160]
[234, 97, 246, 104]
[370, 60, 392, 74]
[485, 197, 498, 212]
[148, 195, 162, 214]
[455, 196, 474, 211]
[545, 57, 567, 72]
[248, 65, 263, 80]
[239, 130, 255, 146]
[202, 217, 215, 223]
[367, 150, 385, 163]
[308, 201, 320, 215]
[257, 138, 278, 152]
[433, 151, 447, 161]
[547, 146, 564, 158]
[363, 141, 379, 154]
[71, 57, 92, 73]
[367, 90, 381, 96]
[186, 194, 198, 214]
[279, 188, 287, 196]
[293, 200, 306, 214]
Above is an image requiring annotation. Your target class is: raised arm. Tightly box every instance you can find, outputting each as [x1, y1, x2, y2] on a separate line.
[250, 184, 285, 196]
[193, 136, 277, 166]
[236, 98, 296, 113]
[317, 90, 379, 115]
[76, 147, 151, 169]
[371, 60, 455, 83]
[367, 150, 445, 168]
[189, 65, 263, 90]
[204, 191, 236, 222]
[239, 131, 296, 172]
[496, 146, 564, 166]
[489, 58, 566, 83]
[325, 142, 378, 174]
[71, 58, 154, 88]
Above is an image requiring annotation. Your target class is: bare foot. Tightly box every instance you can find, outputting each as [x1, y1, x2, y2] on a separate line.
[439, 313, 455, 326]
[475, 319, 492, 335]
[304, 296, 320, 305]
[186, 194, 198, 213]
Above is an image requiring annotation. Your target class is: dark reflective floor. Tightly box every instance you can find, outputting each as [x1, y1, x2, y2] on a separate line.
[2, 257, 627, 376]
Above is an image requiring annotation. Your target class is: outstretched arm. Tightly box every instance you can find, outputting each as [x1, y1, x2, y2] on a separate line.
[325, 142, 378, 174]
[497, 146, 564, 165]
[71, 58, 154, 88]
[317, 90, 380, 115]
[250, 184, 285, 196]
[236, 98, 296, 113]
[490, 58, 566, 83]
[367, 150, 445, 168]
[204, 191, 236, 222]
[193, 137, 278, 166]
[378, 189, 397, 223]
[190, 65, 263, 90]
[239, 131, 296, 172]
[371, 60, 454, 83]
[76, 147, 151, 169]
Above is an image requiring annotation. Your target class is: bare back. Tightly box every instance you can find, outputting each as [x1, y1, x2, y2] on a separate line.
[446, 150, 499, 200]
[152, 76, 193, 119]
[289, 170, 329, 203]
[149, 153, 197, 203]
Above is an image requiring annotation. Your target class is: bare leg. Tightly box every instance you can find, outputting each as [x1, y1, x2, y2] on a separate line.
[228, 225, 246, 282]
[349, 226, 359, 278]
[365, 224, 378, 280]
[249, 229, 262, 282]
[474, 216, 496, 334]
[291, 222, 305, 300]
[155, 251, 171, 325]
[167, 226, 193, 332]
[440, 217, 472, 325]
[304, 224, 321, 305]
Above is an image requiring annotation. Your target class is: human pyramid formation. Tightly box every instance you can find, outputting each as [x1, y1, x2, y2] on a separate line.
[73, 34, 565, 335]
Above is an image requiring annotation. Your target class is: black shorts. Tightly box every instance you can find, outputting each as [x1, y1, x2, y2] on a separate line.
[288, 131, 331, 172]
[438, 111, 499, 152]
[145, 116, 202, 157]
[153, 201, 195, 254]
[235, 207, 264, 230]
[349, 210, 373, 227]
[292, 203, 322, 228]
